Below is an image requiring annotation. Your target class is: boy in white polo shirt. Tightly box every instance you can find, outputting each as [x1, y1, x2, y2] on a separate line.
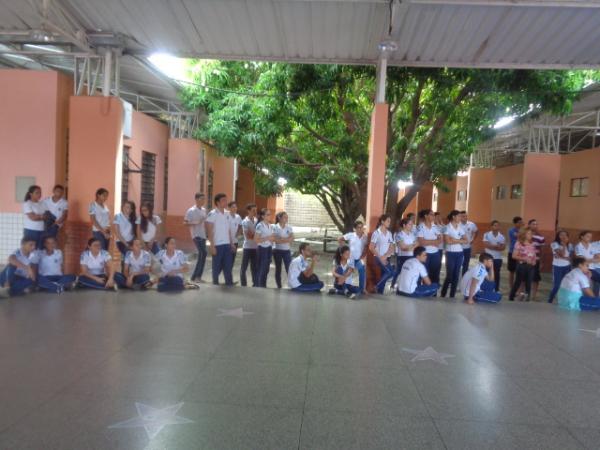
[205, 193, 235, 286]
[482, 220, 506, 292]
[184, 192, 208, 282]
[460, 253, 501, 305]
[396, 246, 439, 298]
[288, 243, 324, 292]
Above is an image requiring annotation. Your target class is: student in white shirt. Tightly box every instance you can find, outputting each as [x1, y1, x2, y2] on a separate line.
[227, 201, 243, 266]
[156, 237, 189, 292]
[77, 237, 116, 290]
[460, 253, 501, 304]
[575, 231, 600, 297]
[441, 210, 468, 298]
[22, 185, 46, 249]
[482, 220, 506, 292]
[114, 201, 137, 258]
[36, 236, 76, 294]
[434, 212, 446, 257]
[254, 208, 275, 288]
[184, 193, 208, 282]
[548, 230, 573, 303]
[369, 214, 395, 294]
[417, 209, 443, 285]
[558, 257, 600, 311]
[137, 201, 162, 255]
[240, 203, 258, 287]
[338, 220, 368, 294]
[392, 218, 417, 289]
[460, 211, 479, 275]
[329, 245, 359, 299]
[0, 237, 38, 298]
[288, 243, 324, 292]
[42, 184, 68, 240]
[113, 238, 153, 290]
[396, 246, 438, 298]
[89, 188, 111, 251]
[205, 193, 235, 286]
[272, 211, 294, 289]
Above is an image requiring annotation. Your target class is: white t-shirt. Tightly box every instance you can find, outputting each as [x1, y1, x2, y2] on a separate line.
[42, 197, 68, 225]
[206, 209, 233, 246]
[11, 249, 40, 277]
[113, 212, 135, 242]
[23, 200, 46, 231]
[228, 213, 242, 242]
[575, 242, 600, 270]
[461, 221, 478, 249]
[89, 202, 110, 232]
[483, 231, 506, 260]
[273, 224, 294, 251]
[184, 206, 207, 239]
[397, 257, 428, 294]
[255, 221, 274, 248]
[437, 224, 446, 250]
[560, 268, 590, 294]
[241, 216, 257, 250]
[37, 249, 63, 277]
[343, 232, 368, 261]
[136, 215, 162, 243]
[156, 249, 187, 278]
[417, 223, 441, 254]
[288, 255, 308, 289]
[395, 230, 417, 257]
[460, 262, 488, 297]
[371, 228, 394, 258]
[550, 242, 573, 267]
[333, 259, 354, 285]
[444, 223, 466, 253]
[80, 250, 112, 276]
[124, 250, 152, 274]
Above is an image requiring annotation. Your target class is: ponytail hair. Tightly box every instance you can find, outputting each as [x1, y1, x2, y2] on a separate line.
[257, 208, 269, 225]
[376, 214, 390, 229]
[418, 209, 432, 221]
[447, 209, 460, 222]
[399, 218, 411, 229]
[24, 185, 41, 202]
[95, 188, 108, 200]
[163, 236, 175, 249]
[335, 245, 350, 266]
[275, 211, 287, 224]
[579, 230, 592, 241]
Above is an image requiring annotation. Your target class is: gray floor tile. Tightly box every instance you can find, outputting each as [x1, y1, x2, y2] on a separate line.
[566, 427, 600, 450]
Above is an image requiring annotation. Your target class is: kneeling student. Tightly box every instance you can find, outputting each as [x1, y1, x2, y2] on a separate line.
[460, 253, 502, 305]
[0, 237, 38, 297]
[36, 236, 76, 294]
[78, 238, 116, 290]
[288, 243, 324, 292]
[329, 245, 359, 299]
[156, 237, 189, 292]
[114, 239, 152, 290]
[396, 246, 439, 298]
[557, 257, 600, 311]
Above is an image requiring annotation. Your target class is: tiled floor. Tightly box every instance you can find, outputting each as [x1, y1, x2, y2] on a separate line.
[1, 282, 599, 449]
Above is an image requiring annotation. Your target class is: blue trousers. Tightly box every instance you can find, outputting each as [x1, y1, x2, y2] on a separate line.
[114, 272, 151, 289]
[212, 244, 234, 286]
[470, 279, 503, 303]
[399, 283, 439, 298]
[354, 259, 366, 293]
[548, 265, 571, 303]
[425, 251, 442, 285]
[442, 251, 464, 298]
[462, 247, 472, 275]
[333, 266, 360, 295]
[78, 275, 110, 290]
[240, 248, 258, 287]
[375, 258, 395, 294]
[291, 281, 324, 292]
[392, 255, 411, 287]
[93, 231, 110, 251]
[273, 249, 292, 289]
[45, 224, 60, 240]
[192, 237, 207, 281]
[592, 269, 600, 297]
[492, 259, 502, 292]
[24, 228, 44, 249]
[257, 246, 272, 288]
[37, 274, 76, 293]
[158, 276, 184, 292]
[0, 265, 34, 296]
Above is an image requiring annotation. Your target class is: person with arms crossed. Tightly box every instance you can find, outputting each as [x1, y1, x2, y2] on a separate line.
[227, 201, 243, 266]
[240, 204, 258, 287]
[137, 202, 162, 255]
[42, 184, 68, 241]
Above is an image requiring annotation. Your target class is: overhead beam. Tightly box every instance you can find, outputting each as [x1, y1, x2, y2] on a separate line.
[410, 0, 600, 7]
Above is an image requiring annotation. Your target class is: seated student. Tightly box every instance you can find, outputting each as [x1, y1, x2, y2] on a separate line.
[114, 239, 152, 290]
[156, 237, 189, 292]
[42, 184, 68, 240]
[460, 253, 502, 305]
[557, 257, 600, 311]
[288, 243, 324, 292]
[329, 245, 359, 299]
[114, 201, 137, 258]
[396, 246, 439, 298]
[78, 237, 116, 290]
[0, 237, 38, 297]
[36, 236, 76, 294]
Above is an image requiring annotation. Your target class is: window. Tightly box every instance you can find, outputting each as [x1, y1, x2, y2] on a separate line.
[457, 190, 467, 201]
[570, 177, 589, 197]
[207, 168, 214, 206]
[433, 192, 438, 202]
[141, 151, 156, 205]
[163, 155, 169, 211]
[495, 186, 506, 200]
[121, 146, 130, 204]
[510, 184, 522, 199]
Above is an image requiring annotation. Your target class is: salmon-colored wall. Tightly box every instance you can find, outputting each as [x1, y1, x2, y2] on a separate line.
[455, 175, 468, 211]
[433, 178, 457, 215]
[365, 104, 388, 231]
[205, 145, 235, 202]
[167, 138, 201, 216]
[466, 168, 493, 224]
[491, 163, 523, 226]
[55, 72, 73, 187]
[236, 167, 256, 213]
[416, 181, 433, 212]
[522, 154, 561, 231]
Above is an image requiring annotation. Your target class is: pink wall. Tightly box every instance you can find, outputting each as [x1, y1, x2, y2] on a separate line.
[433, 178, 457, 215]
[522, 153, 561, 231]
[365, 104, 388, 230]
[205, 144, 235, 202]
[167, 138, 201, 216]
[491, 163, 524, 226]
[455, 175, 468, 211]
[467, 168, 494, 224]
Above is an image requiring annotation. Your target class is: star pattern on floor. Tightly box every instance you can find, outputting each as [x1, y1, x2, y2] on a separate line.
[217, 307, 254, 318]
[578, 328, 600, 338]
[402, 346, 456, 365]
[108, 402, 194, 440]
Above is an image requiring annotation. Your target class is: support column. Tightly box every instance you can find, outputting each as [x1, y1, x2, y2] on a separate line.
[467, 167, 494, 255]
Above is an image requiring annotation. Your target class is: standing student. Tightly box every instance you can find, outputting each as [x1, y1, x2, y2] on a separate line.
[36, 236, 76, 294]
[329, 245, 359, 299]
[0, 237, 38, 297]
[156, 237, 189, 292]
[460, 253, 502, 305]
[482, 220, 506, 292]
[89, 188, 111, 251]
[42, 184, 68, 240]
[508, 228, 537, 302]
[254, 208, 275, 288]
[548, 230, 573, 303]
[441, 210, 467, 298]
[114, 201, 137, 258]
[287, 243, 324, 292]
[460, 211, 479, 275]
[272, 211, 294, 289]
[507, 216, 524, 290]
[240, 204, 258, 287]
[77, 237, 116, 290]
[406, 212, 417, 236]
[227, 201, 243, 266]
[574, 231, 600, 296]
[369, 214, 395, 294]
[529, 219, 546, 301]
[137, 202, 162, 255]
[184, 193, 208, 281]
[396, 246, 438, 298]
[417, 209, 443, 285]
[114, 239, 152, 290]
[205, 193, 235, 286]
[558, 257, 600, 311]
[22, 185, 46, 249]
[392, 218, 417, 289]
[434, 212, 446, 260]
[338, 221, 368, 294]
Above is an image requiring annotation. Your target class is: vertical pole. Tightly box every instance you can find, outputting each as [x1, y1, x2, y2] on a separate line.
[114, 50, 120, 97]
[103, 48, 112, 97]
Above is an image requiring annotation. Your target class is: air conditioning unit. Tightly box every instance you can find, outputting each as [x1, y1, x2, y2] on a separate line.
[122, 99, 132, 138]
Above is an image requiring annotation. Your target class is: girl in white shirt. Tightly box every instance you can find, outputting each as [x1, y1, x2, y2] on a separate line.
[330, 245, 359, 299]
[114, 238, 153, 290]
[36, 236, 76, 294]
[255, 208, 275, 288]
[22, 185, 46, 249]
[482, 220, 506, 292]
[156, 237, 189, 292]
[548, 230, 573, 304]
[89, 188, 111, 251]
[417, 209, 443, 285]
[137, 202, 162, 255]
[77, 237, 116, 290]
[558, 257, 600, 311]
[42, 184, 68, 240]
[369, 214, 395, 294]
[441, 210, 468, 298]
[272, 211, 294, 289]
[575, 230, 600, 297]
[392, 218, 417, 288]
[114, 201, 137, 258]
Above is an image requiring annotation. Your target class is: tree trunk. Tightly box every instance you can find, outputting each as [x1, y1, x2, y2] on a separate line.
[394, 181, 423, 223]
[384, 180, 399, 220]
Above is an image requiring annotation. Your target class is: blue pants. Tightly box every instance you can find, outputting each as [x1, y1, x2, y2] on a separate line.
[592, 269, 600, 297]
[0, 265, 34, 296]
[212, 244, 234, 286]
[37, 274, 76, 293]
[399, 283, 439, 298]
[78, 275, 109, 290]
[291, 281, 324, 292]
[425, 251, 442, 285]
[93, 231, 110, 251]
[354, 259, 366, 293]
[192, 237, 207, 281]
[333, 266, 360, 295]
[442, 251, 464, 298]
[273, 249, 292, 288]
[580, 295, 600, 311]
[240, 248, 258, 287]
[462, 247, 472, 275]
[470, 279, 503, 303]
[257, 246, 272, 288]
[375, 258, 395, 294]
[158, 276, 184, 292]
[392, 255, 411, 288]
[114, 272, 151, 289]
[548, 265, 571, 303]
[492, 259, 502, 292]
[24, 228, 44, 249]
[45, 224, 60, 240]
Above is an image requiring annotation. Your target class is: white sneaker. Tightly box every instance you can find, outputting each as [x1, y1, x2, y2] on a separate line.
[347, 293, 357, 300]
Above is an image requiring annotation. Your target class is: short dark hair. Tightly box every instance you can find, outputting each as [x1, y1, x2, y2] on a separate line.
[194, 192, 204, 200]
[228, 201, 237, 208]
[413, 246, 426, 257]
[528, 219, 537, 226]
[491, 220, 499, 226]
[246, 203, 257, 211]
[573, 256, 586, 268]
[214, 193, 227, 205]
[87, 237, 100, 247]
[95, 188, 108, 198]
[21, 236, 36, 245]
[459, 210, 466, 215]
[42, 235, 56, 246]
[479, 252, 493, 263]
[512, 216, 522, 224]
[299, 242, 310, 253]
[353, 220, 364, 228]
[52, 184, 65, 191]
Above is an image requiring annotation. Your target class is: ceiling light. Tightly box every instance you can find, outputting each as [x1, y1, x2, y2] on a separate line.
[378, 40, 398, 54]
[28, 28, 54, 42]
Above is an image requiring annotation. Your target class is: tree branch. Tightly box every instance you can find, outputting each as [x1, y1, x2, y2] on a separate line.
[296, 119, 340, 147]
[315, 192, 344, 232]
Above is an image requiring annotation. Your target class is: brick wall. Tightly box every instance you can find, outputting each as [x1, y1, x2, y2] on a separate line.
[282, 191, 336, 228]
